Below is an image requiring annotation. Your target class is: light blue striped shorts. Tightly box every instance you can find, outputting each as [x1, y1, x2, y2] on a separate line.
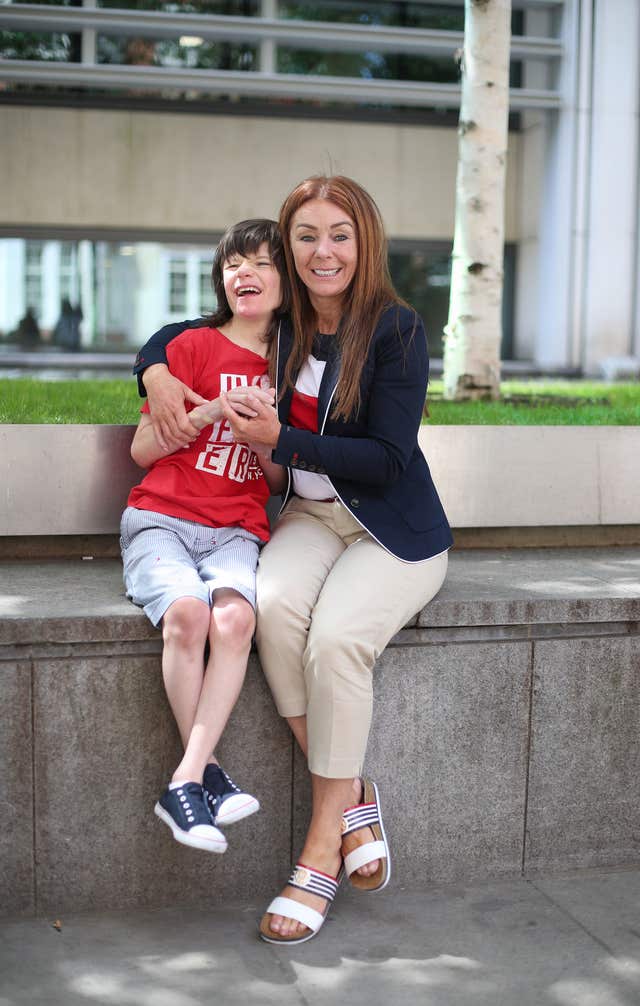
[120, 507, 263, 627]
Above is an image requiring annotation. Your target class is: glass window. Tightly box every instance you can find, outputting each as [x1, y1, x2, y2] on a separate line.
[388, 241, 515, 359]
[24, 241, 44, 319]
[0, 238, 214, 350]
[0, 236, 516, 360]
[168, 258, 188, 314]
[0, 1, 526, 112]
[59, 243, 77, 302]
[199, 260, 214, 315]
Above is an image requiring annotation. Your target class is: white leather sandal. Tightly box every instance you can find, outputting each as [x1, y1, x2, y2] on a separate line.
[341, 778, 391, 892]
[259, 862, 342, 945]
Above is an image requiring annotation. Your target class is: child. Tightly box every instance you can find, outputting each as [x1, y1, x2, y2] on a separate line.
[121, 219, 287, 853]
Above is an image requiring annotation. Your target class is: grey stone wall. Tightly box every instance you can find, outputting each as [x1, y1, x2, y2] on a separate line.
[1, 549, 639, 917]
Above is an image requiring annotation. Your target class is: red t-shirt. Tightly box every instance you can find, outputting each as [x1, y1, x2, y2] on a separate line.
[128, 325, 271, 541]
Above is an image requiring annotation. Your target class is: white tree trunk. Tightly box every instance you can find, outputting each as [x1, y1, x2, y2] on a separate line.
[443, 0, 512, 400]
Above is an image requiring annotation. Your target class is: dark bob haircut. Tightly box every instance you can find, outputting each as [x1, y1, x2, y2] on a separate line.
[206, 219, 290, 339]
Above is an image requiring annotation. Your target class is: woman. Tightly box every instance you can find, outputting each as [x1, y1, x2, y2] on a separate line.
[136, 176, 452, 945]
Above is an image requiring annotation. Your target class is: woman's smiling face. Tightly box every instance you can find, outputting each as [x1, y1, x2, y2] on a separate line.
[290, 199, 358, 313]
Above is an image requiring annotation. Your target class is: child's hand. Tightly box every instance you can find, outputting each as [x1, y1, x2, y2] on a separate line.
[189, 400, 223, 431]
[189, 387, 276, 432]
[224, 386, 276, 418]
[220, 391, 281, 449]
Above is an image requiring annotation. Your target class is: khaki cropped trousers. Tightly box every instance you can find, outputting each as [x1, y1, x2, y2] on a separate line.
[255, 496, 448, 778]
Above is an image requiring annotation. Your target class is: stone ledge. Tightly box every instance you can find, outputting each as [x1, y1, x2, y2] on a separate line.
[1, 547, 639, 917]
[1, 548, 639, 644]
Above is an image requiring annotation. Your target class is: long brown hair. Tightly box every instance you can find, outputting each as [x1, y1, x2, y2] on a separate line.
[279, 175, 407, 421]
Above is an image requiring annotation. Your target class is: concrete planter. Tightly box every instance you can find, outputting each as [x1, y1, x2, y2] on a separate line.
[421, 426, 639, 527]
[0, 423, 638, 535]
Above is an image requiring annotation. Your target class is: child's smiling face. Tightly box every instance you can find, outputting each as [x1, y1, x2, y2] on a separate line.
[222, 242, 282, 322]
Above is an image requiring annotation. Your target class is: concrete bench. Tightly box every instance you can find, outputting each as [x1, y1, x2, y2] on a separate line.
[2, 548, 639, 918]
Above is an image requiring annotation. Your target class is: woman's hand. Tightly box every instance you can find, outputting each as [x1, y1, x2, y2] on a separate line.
[220, 390, 281, 450]
[143, 364, 208, 452]
[190, 386, 276, 433]
[226, 385, 276, 417]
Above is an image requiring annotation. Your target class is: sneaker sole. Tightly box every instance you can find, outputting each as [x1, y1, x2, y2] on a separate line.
[214, 795, 260, 827]
[154, 803, 228, 853]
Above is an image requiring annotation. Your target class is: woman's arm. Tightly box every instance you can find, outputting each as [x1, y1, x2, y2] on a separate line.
[142, 364, 209, 454]
[219, 395, 285, 494]
[134, 319, 205, 453]
[220, 311, 428, 488]
[133, 319, 199, 393]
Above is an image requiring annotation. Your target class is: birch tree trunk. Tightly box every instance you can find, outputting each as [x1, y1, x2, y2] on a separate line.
[443, 0, 512, 400]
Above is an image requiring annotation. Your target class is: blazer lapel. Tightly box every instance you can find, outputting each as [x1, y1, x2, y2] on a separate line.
[317, 337, 341, 432]
[275, 319, 294, 422]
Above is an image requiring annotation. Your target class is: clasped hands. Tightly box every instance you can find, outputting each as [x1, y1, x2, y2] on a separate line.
[190, 386, 280, 457]
[144, 366, 280, 454]
[219, 386, 281, 456]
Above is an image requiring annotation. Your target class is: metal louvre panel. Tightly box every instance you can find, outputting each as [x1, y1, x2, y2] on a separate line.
[0, 61, 561, 110]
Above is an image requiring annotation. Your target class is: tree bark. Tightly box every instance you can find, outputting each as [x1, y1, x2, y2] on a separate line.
[443, 0, 512, 401]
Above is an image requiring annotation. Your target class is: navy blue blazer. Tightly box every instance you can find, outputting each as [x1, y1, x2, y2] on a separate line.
[133, 306, 453, 562]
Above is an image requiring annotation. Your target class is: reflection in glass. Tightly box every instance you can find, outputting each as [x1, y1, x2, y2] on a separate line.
[0, 236, 514, 360]
[0, 238, 216, 352]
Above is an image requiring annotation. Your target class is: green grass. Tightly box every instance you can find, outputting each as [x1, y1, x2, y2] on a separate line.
[0, 377, 639, 425]
[0, 378, 141, 424]
[426, 380, 640, 425]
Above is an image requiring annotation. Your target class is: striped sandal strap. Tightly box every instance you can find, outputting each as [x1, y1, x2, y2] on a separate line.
[340, 801, 380, 838]
[287, 863, 340, 903]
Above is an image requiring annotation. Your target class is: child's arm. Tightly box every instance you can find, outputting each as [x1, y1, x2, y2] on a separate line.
[130, 413, 185, 469]
[131, 403, 228, 469]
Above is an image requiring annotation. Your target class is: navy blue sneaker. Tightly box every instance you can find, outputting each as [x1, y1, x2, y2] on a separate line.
[154, 781, 227, 853]
[203, 764, 260, 826]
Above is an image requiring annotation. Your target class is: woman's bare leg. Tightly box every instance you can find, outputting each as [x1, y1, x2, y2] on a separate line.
[284, 716, 379, 884]
[264, 773, 351, 939]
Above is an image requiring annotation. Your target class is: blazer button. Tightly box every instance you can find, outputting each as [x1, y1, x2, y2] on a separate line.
[350, 498, 360, 508]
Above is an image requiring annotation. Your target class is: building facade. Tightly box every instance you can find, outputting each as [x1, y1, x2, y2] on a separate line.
[0, 0, 638, 372]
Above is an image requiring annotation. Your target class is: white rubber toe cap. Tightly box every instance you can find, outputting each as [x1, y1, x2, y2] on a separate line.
[214, 794, 260, 825]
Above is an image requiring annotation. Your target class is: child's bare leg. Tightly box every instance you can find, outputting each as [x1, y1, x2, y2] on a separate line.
[173, 588, 255, 783]
[161, 597, 211, 750]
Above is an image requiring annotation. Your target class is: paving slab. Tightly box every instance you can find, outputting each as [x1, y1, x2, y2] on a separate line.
[534, 869, 640, 958]
[1, 869, 639, 1006]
